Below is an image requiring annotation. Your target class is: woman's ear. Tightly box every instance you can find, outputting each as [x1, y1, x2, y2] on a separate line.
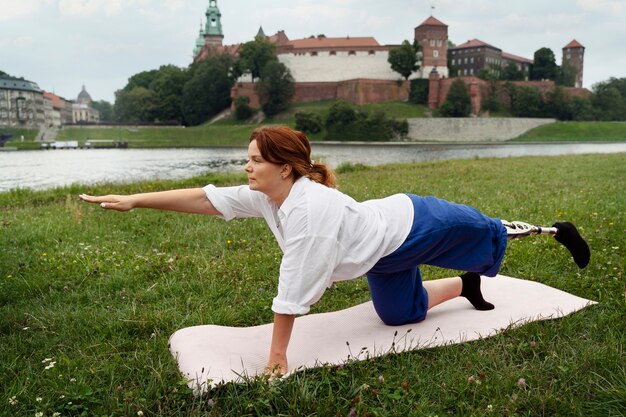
[281, 164, 293, 179]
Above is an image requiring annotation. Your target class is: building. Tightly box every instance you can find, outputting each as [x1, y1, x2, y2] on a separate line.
[414, 16, 449, 78]
[194, 1, 447, 83]
[0, 74, 45, 128]
[448, 39, 532, 79]
[43, 92, 73, 126]
[72, 85, 100, 124]
[563, 39, 585, 88]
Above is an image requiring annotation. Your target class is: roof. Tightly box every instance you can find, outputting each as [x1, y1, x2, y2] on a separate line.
[43, 92, 65, 108]
[502, 51, 533, 64]
[286, 36, 380, 49]
[451, 39, 500, 51]
[564, 39, 584, 49]
[0, 75, 43, 93]
[77, 85, 92, 104]
[416, 15, 447, 27]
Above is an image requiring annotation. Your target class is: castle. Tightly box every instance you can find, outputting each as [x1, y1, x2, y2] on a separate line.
[193, 1, 586, 109]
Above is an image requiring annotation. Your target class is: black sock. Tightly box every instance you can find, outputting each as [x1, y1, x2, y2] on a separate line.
[460, 272, 494, 311]
[552, 222, 591, 269]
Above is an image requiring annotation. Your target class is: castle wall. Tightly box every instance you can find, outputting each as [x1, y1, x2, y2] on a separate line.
[230, 79, 410, 111]
[406, 118, 555, 141]
[277, 50, 419, 82]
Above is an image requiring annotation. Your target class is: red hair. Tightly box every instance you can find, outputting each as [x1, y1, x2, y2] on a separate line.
[250, 125, 336, 188]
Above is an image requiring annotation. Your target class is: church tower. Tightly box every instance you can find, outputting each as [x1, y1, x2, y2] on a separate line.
[562, 39, 585, 88]
[203, 0, 224, 48]
[193, 22, 206, 57]
[414, 15, 449, 78]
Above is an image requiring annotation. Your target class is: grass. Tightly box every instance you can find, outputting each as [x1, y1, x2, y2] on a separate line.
[514, 121, 626, 142]
[1, 153, 625, 416]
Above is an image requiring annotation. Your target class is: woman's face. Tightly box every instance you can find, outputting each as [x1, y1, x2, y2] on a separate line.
[245, 140, 287, 195]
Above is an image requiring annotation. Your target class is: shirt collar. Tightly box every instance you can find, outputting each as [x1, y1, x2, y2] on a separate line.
[278, 176, 310, 216]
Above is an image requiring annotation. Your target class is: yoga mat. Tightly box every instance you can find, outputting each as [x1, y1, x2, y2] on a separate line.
[169, 275, 596, 392]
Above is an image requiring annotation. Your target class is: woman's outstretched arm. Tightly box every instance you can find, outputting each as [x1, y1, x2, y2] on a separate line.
[79, 188, 220, 216]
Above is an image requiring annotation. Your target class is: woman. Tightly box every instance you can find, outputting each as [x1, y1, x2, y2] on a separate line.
[80, 126, 590, 376]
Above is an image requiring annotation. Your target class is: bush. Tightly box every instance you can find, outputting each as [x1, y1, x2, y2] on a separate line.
[409, 79, 429, 104]
[325, 101, 407, 141]
[234, 96, 253, 120]
[438, 79, 471, 117]
[294, 112, 323, 134]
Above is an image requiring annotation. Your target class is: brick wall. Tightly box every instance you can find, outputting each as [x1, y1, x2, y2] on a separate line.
[230, 79, 409, 111]
[428, 76, 591, 114]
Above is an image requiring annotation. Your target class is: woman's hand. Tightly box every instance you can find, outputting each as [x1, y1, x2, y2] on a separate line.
[265, 353, 288, 380]
[79, 194, 135, 212]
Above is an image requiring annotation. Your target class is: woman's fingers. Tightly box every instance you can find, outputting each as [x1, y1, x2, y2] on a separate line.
[79, 194, 129, 211]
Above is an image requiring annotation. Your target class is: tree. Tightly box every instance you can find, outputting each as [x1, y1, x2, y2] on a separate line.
[481, 79, 501, 113]
[509, 85, 544, 117]
[238, 36, 277, 82]
[388, 40, 419, 80]
[123, 69, 159, 92]
[502, 62, 525, 81]
[530, 47, 557, 81]
[556, 61, 577, 87]
[592, 82, 626, 121]
[545, 86, 573, 120]
[150, 65, 188, 123]
[181, 57, 233, 126]
[438, 79, 471, 117]
[91, 100, 113, 122]
[255, 60, 295, 117]
[113, 87, 159, 123]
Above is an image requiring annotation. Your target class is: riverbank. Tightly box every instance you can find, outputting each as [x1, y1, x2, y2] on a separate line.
[1, 153, 624, 416]
[3, 100, 626, 150]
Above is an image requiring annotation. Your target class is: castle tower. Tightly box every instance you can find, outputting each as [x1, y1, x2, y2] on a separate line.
[562, 39, 585, 88]
[193, 22, 206, 57]
[414, 15, 448, 78]
[203, 0, 224, 48]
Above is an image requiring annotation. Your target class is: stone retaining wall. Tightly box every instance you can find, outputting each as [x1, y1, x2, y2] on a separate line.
[407, 118, 556, 142]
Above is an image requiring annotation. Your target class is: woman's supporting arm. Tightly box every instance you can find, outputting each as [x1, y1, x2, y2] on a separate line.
[79, 188, 220, 215]
[266, 313, 296, 377]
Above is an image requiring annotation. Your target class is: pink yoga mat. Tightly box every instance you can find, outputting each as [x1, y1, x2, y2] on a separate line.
[169, 275, 596, 392]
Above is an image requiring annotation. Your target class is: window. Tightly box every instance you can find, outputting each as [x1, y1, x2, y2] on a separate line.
[348, 50, 356, 56]
[437, 40, 442, 47]
[433, 50, 439, 58]
[329, 50, 336, 56]
[451, 58, 455, 65]
[211, 18, 216, 27]
[470, 68, 474, 75]
[464, 57, 468, 64]
[368, 50, 375, 55]
[311, 51, 318, 56]
[430, 40, 435, 47]
[470, 57, 474, 63]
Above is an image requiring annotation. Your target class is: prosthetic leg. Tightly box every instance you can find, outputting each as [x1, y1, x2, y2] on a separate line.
[502, 220, 590, 269]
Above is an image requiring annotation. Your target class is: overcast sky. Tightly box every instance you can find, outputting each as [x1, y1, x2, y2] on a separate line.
[2, 0, 624, 103]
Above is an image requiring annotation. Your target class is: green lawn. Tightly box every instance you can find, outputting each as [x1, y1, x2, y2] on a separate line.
[1, 153, 624, 416]
[514, 121, 626, 142]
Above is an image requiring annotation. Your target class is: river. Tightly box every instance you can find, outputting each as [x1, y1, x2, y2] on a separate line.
[1, 142, 625, 192]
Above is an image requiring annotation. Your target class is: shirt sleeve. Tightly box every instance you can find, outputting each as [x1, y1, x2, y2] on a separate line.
[272, 234, 340, 315]
[202, 184, 266, 221]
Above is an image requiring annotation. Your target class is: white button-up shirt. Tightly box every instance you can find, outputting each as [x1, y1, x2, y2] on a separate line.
[203, 177, 413, 315]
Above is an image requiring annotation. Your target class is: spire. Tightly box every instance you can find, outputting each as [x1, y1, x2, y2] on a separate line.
[256, 25, 266, 38]
[204, 0, 223, 36]
[193, 21, 206, 57]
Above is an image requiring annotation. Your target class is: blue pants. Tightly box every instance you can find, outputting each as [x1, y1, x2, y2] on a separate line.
[366, 194, 507, 326]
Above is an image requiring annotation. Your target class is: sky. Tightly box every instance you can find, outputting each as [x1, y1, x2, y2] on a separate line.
[2, 0, 625, 103]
